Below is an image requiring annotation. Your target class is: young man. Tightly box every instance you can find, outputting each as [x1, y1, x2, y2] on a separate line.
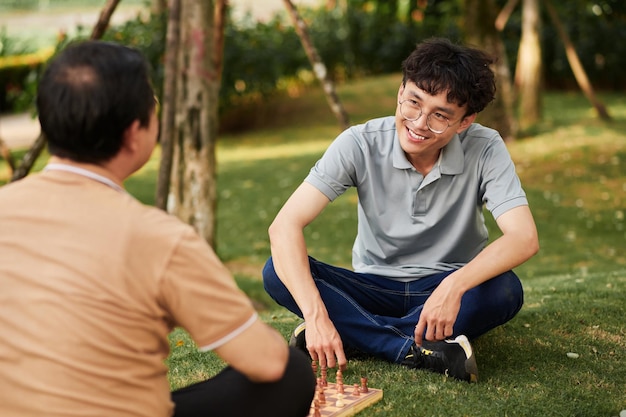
[263, 38, 539, 383]
[0, 41, 315, 417]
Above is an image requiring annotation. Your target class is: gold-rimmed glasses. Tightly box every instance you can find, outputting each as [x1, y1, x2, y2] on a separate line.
[398, 99, 458, 134]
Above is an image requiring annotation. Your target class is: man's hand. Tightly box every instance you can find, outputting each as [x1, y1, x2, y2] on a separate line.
[305, 316, 347, 371]
[414, 277, 463, 347]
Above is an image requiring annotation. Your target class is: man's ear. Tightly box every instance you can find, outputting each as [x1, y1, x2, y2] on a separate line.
[397, 82, 405, 101]
[456, 113, 477, 133]
[121, 120, 142, 153]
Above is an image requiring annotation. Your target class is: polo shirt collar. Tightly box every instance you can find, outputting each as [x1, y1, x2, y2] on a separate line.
[440, 134, 464, 175]
[392, 132, 465, 175]
[392, 131, 413, 170]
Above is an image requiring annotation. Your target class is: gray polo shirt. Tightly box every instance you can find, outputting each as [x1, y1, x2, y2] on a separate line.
[305, 116, 528, 280]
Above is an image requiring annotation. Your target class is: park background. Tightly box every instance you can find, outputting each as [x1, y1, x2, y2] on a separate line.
[0, 1, 624, 416]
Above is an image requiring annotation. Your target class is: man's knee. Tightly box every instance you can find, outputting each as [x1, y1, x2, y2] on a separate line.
[499, 270, 524, 310]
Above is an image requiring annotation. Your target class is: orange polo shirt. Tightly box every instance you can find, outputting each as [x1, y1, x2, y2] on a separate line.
[0, 169, 257, 417]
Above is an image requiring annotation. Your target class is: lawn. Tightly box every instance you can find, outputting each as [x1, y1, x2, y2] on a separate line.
[1, 74, 624, 416]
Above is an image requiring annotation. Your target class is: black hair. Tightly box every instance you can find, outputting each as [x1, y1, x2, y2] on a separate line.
[36, 40, 155, 163]
[401, 38, 496, 116]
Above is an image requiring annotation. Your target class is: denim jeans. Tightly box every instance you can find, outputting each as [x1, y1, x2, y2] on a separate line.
[263, 256, 523, 364]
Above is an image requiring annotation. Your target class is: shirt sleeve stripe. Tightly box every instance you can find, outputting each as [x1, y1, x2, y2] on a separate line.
[197, 312, 258, 352]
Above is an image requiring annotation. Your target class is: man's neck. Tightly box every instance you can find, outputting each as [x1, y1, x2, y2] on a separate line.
[407, 151, 441, 176]
[47, 156, 124, 188]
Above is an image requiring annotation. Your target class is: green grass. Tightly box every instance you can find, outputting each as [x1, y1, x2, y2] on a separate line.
[1, 75, 625, 416]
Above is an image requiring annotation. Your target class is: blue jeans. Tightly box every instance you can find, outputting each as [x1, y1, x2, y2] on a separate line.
[263, 256, 523, 364]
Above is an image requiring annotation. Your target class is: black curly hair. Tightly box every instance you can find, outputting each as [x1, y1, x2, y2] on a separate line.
[401, 38, 496, 116]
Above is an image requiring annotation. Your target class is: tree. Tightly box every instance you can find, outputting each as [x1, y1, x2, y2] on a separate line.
[464, 0, 517, 141]
[500, 0, 611, 130]
[155, 0, 182, 210]
[515, 0, 542, 132]
[166, 0, 221, 246]
[544, 0, 610, 120]
[283, 0, 350, 131]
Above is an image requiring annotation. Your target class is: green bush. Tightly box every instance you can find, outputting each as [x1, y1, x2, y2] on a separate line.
[0, 28, 44, 112]
[102, 12, 167, 99]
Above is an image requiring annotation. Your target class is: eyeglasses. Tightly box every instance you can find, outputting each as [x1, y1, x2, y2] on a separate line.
[398, 99, 455, 134]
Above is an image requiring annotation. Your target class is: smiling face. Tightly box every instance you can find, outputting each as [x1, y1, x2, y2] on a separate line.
[396, 81, 475, 174]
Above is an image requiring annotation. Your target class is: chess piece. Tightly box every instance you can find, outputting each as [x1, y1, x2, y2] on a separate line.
[320, 366, 327, 387]
[360, 377, 369, 393]
[313, 399, 321, 417]
[336, 369, 344, 393]
[352, 383, 360, 396]
[335, 393, 345, 408]
[337, 382, 344, 394]
[318, 387, 326, 405]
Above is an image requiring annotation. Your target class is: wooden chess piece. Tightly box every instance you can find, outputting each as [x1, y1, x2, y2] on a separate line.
[336, 369, 344, 393]
[313, 399, 321, 417]
[360, 377, 369, 393]
[320, 366, 327, 387]
[318, 387, 326, 405]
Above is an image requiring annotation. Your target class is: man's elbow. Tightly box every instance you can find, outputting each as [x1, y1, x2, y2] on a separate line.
[267, 216, 294, 247]
[523, 230, 540, 260]
[267, 220, 280, 244]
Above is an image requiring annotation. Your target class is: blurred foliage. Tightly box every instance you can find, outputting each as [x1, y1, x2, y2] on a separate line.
[0, 0, 146, 11]
[1, 0, 625, 119]
[0, 27, 41, 112]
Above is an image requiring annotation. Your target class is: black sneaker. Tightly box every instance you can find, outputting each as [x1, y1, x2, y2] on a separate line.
[289, 322, 308, 354]
[401, 335, 478, 383]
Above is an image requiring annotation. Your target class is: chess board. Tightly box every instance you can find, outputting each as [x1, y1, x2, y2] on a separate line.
[307, 381, 383, 417]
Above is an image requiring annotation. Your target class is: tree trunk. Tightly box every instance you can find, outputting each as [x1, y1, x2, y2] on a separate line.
[515, 0, 542, 132]
[10, 0, 122, 182]
[464, 0, 516, 141]
[168, 0, 219, 246]
[213, 0, 227, 81]
[544, 0, 611, 121]
[156, 0, 182, 210]
[283, 0, 350, 131]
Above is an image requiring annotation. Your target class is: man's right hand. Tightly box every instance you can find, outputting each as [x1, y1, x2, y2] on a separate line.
[305, 316, 347, 371]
